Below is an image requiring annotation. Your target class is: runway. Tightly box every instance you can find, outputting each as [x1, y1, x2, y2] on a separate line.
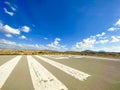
[0, 55, 120, 90]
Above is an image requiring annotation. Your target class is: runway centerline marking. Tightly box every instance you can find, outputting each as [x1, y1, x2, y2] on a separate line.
[0, 56, 22, 89]
[35, 55, 91, 81]
[27, 55, 68, 90]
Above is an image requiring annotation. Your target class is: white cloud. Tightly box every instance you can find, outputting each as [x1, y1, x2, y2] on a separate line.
[0, 24, 20, 35]
[96, 39, 109, 44]
[21, 26, 30, 33]
[11, 7, 16, 11]
[108, 27, 120, 31]
[5, 34, 12, 38]
[98, 36, 107, 40]
[47, 38, 67, 51]
[0, 22, 32, 40]
[100, 46, 120, 52]
[3, 8, 14, 16]
[71, 32, 109, 51]
[114, 19, 120, 26]
[48, 38, 60, 48]
[0, 38, 47, 50]
[96, 32, 106, 37]
[17, 44, 47, 50]
[71, 29, 120, 52]
[4, 1, 16, 11]
[72, 36, 96, 51]
[107, 19, 120, 32]
[0, 36, 119, 52]
[0, 39, 16, 45]
[111, 36, 120, 42]
[19, 35, 27, 39]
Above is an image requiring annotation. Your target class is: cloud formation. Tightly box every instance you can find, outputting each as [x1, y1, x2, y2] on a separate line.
[0, 22, 31, 40]
[72, 36, 96, 51]
[96, 32, 106, 37]
[111, 36, 120, 42]
[0, 18, 120, 52]
[21, 26, 30, 33]
[0, 37, 67, 51]
[19, 35, 27, 39]
[0, 38, 45, 49]
[3, 1, 17, 16]
[72, 18, 120, 52]
[108, 27, 120, 31]
[114, 19, 120, 26]
[3, 8, 14, 16]
[47, 38, 67, 51]
[4, 1, 16, 11]
[5, 34, 13, 38]
[0, 39, 16, 45]
[0, 23, 20, 35]
[108, 19, 120, 32]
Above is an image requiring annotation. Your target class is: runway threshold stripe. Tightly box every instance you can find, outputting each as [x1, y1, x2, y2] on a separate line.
[27, 56, 68, 90]
[0, 56, 22, 89]
[35, 55, 91, 81]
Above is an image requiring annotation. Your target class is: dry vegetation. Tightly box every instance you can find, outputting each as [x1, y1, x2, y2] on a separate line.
[0, 49, 120, 59]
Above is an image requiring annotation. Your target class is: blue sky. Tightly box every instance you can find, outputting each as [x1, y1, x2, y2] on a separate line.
[0, 0, 120, 52]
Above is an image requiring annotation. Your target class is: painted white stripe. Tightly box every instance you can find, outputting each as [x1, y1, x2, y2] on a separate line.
[43, 55, 69, 59]
[0, 56, 22, 89]
[35, 55, 91, 81]
[54, 57, 69, 59]
[44, 55, 84, 59]
[27, 56, 68, 90]
[72, 56, 84, 58]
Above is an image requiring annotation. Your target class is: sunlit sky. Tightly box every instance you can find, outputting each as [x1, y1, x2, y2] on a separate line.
[0, 0, 120, 52]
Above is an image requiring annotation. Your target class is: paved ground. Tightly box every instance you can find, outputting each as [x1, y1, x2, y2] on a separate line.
[0, 55, 120, 90]
[0, 55, 16, 66]
[1, 56, 34, 90]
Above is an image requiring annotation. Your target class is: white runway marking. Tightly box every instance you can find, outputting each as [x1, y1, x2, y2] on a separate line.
[35, 55, 91, 81]
[54, 57, 69, 59]
[72, 56, 84, 58]
[44, 55, 83, 59]
[43, 55, 69, 59]
[0, 56, 22, 89]
[27, 56, 68, 90]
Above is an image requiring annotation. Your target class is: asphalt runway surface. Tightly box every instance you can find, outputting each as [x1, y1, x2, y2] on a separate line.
[0, 55, 120, 90]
